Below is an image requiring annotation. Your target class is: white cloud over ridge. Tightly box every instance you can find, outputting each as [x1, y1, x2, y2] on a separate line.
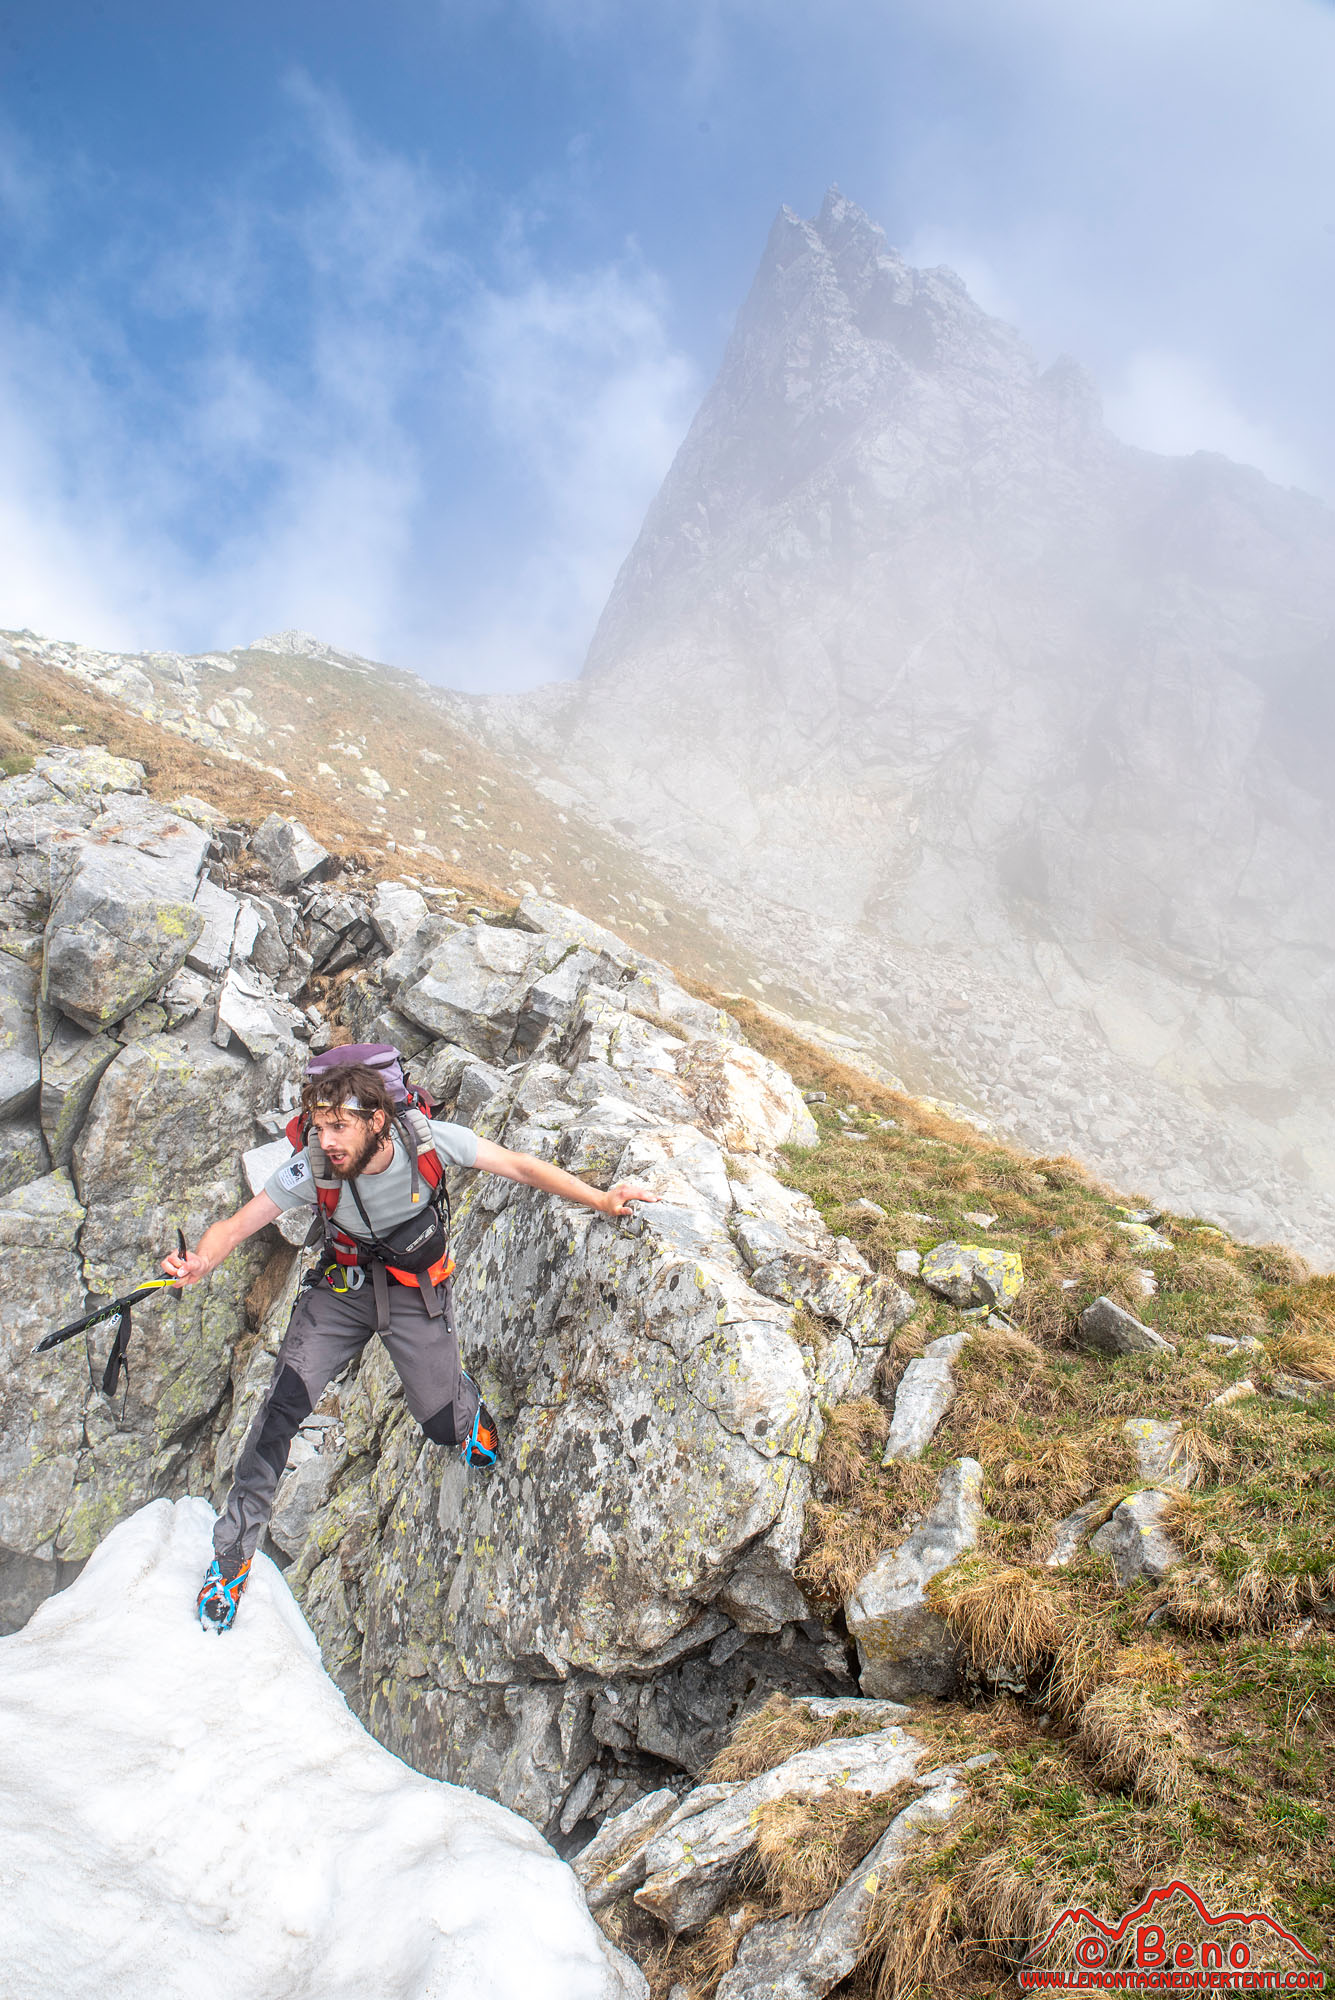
[3, 0, 1333, 689]
[874, 0, 1335, 495]
[0, 80, 698, 690]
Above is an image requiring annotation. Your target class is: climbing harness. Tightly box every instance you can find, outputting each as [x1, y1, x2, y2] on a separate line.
[285, 1043, 455, 1332]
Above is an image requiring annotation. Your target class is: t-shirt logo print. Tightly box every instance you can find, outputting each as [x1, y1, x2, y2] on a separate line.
[279, 1157, 313, 1191]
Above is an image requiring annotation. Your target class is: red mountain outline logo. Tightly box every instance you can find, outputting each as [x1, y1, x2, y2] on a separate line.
[1025, 1879, 1321, 1968]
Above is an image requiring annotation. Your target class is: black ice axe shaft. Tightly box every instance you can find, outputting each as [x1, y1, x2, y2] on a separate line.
[33, 1230, 188, 1398]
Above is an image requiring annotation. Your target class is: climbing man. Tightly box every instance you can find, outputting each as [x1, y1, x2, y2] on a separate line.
[162, 1045, 655, 1632]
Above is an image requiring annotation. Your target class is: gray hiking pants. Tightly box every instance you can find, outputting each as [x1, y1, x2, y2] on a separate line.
[213, 1273, 480, 1564]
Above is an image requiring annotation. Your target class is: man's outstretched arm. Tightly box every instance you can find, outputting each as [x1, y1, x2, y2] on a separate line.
[161, 1191, 283, 1285]
[471, 1138, 656, 1218]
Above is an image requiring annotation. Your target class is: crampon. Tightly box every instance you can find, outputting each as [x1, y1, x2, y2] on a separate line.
[460, 1378, 500, 1469]
[196, 1555, 252, 1632]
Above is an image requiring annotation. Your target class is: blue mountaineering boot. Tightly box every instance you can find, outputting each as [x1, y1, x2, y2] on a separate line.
[197, 1553, 252, 1632]
[460, 1374, 500, 1469]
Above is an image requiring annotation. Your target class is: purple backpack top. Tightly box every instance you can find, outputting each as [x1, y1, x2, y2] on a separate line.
[304, 1042, 413, 1106]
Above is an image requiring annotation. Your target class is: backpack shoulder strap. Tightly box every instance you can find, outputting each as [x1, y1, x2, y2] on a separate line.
[398, 1105, 445, 1193]
[281, 1115, 342, 1218]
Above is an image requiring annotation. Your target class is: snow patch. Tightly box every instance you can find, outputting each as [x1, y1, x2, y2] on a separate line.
[0, 1498, 643, 2000]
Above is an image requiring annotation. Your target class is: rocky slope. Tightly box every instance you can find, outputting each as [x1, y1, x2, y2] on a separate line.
[11, 586, 1335, 1265]
[0, 741, 1329, 1992]
[0, 626, 738, 986]
[9, 557, 1335, 1262]
[465, 190, 1335, 1262]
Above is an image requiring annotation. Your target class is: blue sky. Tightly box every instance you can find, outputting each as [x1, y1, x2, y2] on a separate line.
[2, 0, 1334, 688]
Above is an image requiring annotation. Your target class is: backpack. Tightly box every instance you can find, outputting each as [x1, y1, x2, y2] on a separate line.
[284, 1042, 454, 1317]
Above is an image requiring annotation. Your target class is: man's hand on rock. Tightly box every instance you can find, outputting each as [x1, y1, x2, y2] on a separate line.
[601, 1183, 658, 1218]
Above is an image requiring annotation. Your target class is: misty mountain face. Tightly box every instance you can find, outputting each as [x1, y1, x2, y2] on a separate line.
[515, 190, 1335, 1241]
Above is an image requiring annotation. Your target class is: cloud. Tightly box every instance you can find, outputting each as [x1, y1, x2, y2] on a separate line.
[1104, 352, 1310, 488]
[874, 0, 1335, 495]
[443, 266, 696, 677]
[0, 80, 696, 690]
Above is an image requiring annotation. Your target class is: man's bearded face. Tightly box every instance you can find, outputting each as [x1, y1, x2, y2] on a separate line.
[309, 1105, 387, 1179]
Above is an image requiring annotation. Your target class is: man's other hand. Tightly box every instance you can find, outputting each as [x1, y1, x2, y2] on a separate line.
[601, 1183, 658, 1218]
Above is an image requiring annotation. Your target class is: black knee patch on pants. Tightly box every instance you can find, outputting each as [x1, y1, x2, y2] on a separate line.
[256, 1364, 312, 1481]
[420, 1401, 457, 1447]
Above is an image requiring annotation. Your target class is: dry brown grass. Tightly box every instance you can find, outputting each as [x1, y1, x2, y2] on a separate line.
[1241, 1241, 1312, 1285]
[1007, 1229, 1150, 1346]
[818, 1397, 889, 1495]
[949, 1326, 1054, 1430]
[1162, 1250, 1251, 1294]
[1031, 1153, 1110, 1196]
[1045, 1618, 1118, 1719]
[797, 1485, 921, 1611]
[1271, 1271, 1335, 1331]
[705, 1693, 841, 1783]
[1269, 1328, 1335, 1384]
[797, 1402, 936, 1609]
[752, 1789, 904, 1914]
[1171, 1419, 1230, 1485]
[649, 1902, 767, 2000]
[1075, 1681, 1196, 1805]
[867, 1847, 1070, 1997]
[929, 1559, 1075, 1686]
[1159, 1559, 1335, 1637]
[973, 1423, 1091, 1522]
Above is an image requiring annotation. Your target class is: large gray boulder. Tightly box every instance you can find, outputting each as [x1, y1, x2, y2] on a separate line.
[33, 747, 145, 802]
[882, 1332, 971, 1463]
[0, 1173, 88, 1570]
[513, 894, 651, 973]
[370, 881, 429, 953]
[574, 1788, 681, 1912]
[283, 917, 912, 1836]
[63, 1030, 278, 1558]
[1089, 1491, 1182, 1584]
[0, 1116, 50, 1197]
[0, 952, 40, 1119]
[1077, 1296, 1176, 1357]
[213, 966, 305, 1060]
[39, 1019, 119, 1169]
[42, 803, 209, 1031]
[249, 814, 331, 890]
[186, 877, 241, 979]
[396, 923, 559, 1060]
[846, 1458, 984, 1698]
[676, 1037, 819, 1154]
[1123, 1417, 1196, 1490]
[920, 1242, 1023, 1311]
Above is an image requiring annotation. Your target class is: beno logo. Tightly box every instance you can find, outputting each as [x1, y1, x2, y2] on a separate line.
[1018, 1880, 1325, 1990]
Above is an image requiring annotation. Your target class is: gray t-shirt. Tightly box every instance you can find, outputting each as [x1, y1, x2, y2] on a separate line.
[264, 1120, 479, 1241]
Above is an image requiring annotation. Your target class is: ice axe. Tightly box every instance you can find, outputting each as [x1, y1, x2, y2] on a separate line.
[33, 1228, 188, 1400]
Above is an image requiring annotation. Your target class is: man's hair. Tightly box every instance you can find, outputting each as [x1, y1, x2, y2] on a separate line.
[300, 1061, 398, 1127]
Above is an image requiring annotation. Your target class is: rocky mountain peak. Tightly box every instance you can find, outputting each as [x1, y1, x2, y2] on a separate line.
[584, 191, 1096, 684]
[490, 191, 1335, 1258]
